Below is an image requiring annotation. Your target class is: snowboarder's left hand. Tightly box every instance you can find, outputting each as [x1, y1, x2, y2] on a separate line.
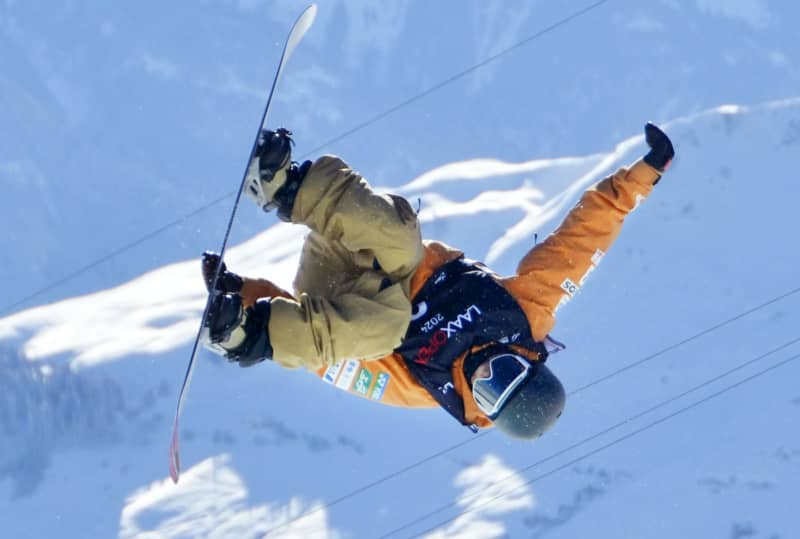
[643, 122, 675, 173]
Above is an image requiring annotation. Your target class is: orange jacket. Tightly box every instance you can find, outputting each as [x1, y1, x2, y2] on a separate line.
[310, 159, 660, 428]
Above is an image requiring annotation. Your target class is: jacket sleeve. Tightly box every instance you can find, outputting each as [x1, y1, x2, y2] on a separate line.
[502, 159, 661, 341]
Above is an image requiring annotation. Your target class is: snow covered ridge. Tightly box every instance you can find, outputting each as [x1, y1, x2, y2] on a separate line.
[1, 97, 799, 369]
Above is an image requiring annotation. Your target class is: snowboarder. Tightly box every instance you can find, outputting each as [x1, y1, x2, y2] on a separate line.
[201, 123, 675, 439]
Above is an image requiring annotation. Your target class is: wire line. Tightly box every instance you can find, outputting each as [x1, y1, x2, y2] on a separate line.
[1, 0, 609, 316]
[569, 285, 800, 395]
[379, 336, 800, 538]
[263, 289, 800, 536]
[300, 0, 611, 157]
[262, 288, 800, 535]
[406, 349, 800, 539]
[0, 192, 232, 317]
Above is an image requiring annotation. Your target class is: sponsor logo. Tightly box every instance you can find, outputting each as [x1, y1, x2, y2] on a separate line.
[420, 313, 445, 334]
[335, 360, 360, 390]
[353, 368, 374, 395]
[371, 372, 391, 400]
[440, 382, 455, 395]
[441, 305, 482, 338]
[561, 278, 579, 297]
[414, 305, 482, 364]
[323, 362, 343, 385]
[410, 301, 428, 322]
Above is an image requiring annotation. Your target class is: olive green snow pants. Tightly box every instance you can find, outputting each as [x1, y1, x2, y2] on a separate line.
[268, 155, 423, 370]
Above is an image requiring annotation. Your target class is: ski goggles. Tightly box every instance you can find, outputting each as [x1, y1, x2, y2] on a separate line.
[472, 353, 533, 419]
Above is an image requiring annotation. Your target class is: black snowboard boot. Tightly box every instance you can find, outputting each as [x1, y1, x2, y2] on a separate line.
[244, 128, 294, 211]
[244, 128, 310, 221]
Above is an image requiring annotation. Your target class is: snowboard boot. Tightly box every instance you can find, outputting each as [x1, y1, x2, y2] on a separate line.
[204, 293, 272, 366]
[204, 292, 246, 347]
[244, 128, 310, 221]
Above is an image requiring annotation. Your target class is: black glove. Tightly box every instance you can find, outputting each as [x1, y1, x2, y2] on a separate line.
[204, 293, 273, 367]
[201, 251, 243, 294]
[643, 122, 675, 173]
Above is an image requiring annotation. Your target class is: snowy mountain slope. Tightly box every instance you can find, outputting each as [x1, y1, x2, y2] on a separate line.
[1, 98, 799, 538]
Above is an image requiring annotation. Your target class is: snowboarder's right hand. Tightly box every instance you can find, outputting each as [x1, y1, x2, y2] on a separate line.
[643, 122, 675, 173]
[201, 251, 244, 294]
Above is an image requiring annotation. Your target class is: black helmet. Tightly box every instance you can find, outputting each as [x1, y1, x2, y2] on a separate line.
[467, 350, 565, 440]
